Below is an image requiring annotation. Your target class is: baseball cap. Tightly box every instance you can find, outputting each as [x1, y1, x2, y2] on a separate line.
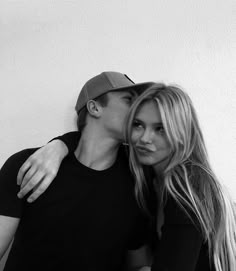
[75, 71, 154, 112]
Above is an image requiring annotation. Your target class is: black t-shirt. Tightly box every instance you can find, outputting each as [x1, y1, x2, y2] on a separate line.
[0, 145, 148, 271]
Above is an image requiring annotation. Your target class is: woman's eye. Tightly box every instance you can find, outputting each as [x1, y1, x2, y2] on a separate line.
[155, 126, 165, 133]
[132, 121, 142, 129]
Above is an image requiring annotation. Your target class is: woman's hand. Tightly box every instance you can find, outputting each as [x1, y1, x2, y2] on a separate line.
[17, 140, 68, 202]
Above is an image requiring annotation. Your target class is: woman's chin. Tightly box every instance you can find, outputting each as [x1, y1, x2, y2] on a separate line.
[136, 153, 170, 169]
[137, 155, 156, 166]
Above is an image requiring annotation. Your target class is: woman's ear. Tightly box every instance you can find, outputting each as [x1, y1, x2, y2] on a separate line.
[86, 100, 102, 118]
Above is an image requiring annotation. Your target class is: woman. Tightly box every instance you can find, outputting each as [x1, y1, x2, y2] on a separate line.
[125, 83, 236, 271]
[16, 83, 236, 270]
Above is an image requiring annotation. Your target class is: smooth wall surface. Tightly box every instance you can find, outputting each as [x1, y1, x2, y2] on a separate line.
[0, 0, 235, 269]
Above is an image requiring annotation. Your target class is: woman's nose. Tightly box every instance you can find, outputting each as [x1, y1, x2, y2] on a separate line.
[140, 129, 152, 144]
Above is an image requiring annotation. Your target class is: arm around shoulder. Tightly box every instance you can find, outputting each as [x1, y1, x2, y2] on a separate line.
[16, 137, 72, 202]
[16, 132, 80, 202]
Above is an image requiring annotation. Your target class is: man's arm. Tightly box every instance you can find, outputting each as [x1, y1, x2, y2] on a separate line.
[17, 131, 79, 202]
[0, 216, 19, 260]
[125, 245, 151, 271]
[0, 150, 29, 260]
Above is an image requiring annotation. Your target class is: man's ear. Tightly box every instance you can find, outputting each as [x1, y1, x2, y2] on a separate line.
[86, 100, 102, 118]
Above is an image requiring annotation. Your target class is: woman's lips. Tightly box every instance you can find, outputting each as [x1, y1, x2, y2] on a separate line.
[135, 145, 155, 154]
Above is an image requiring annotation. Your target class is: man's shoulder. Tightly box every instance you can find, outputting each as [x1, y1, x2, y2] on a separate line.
[0, 148, 39, 217]
[1, 148, 39, 172]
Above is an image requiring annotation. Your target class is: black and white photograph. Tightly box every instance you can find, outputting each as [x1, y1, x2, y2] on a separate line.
[0, 1, 235, 270]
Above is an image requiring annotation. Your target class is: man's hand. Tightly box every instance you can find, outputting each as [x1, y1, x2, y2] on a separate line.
[125, 245, 152, 271]
[136, 267, 151, 271]
[17, 140, 68, 203]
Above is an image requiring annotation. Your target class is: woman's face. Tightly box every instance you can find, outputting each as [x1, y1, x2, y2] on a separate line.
[131, 100, 172, 168]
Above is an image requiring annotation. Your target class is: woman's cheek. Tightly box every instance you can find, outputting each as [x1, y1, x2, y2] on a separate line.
[130, 131, 139, 145]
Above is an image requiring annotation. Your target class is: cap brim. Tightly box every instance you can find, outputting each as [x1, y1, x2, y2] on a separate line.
[110, 81, 155, 94]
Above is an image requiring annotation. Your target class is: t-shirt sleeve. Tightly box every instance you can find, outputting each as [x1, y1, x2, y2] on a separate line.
[49, 131, 80, 154]
[151, 197, 204, 271]
[0, 149, 36, 218]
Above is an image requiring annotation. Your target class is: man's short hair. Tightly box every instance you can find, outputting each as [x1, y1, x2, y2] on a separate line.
[76, 93, 109, 131]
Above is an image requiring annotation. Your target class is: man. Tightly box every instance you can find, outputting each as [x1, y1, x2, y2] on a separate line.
[0, 71, 153, 271]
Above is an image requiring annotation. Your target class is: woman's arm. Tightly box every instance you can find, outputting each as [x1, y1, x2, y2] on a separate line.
[17, 132, 79, 202]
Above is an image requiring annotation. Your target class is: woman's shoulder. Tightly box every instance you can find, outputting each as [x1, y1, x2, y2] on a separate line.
[163, 193, 200, 229]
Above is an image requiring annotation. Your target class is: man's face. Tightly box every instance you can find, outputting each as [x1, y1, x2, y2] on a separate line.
[101, 90, 136, 141]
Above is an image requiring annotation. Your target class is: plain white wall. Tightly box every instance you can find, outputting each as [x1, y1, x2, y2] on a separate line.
[0, 0, 235, 269]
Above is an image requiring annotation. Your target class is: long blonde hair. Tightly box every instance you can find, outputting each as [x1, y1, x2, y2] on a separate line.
[125, 83, 236, 271]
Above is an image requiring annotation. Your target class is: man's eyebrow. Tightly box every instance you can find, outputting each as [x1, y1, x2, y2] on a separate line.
[122, 91, 134, 97]
[130, 90, 136, 96]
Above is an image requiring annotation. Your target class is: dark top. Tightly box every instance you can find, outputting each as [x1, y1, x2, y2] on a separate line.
[58, 132, 215, 271]
[0, 139, 148, 270]
[151, 196, 214, 271]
